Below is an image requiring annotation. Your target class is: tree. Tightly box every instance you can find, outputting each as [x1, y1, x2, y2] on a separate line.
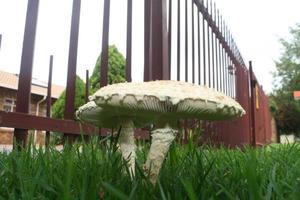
[51, 46, 126, 143]
[90, 45, 126, 94]
[52, 75, 86, 119]
[52, 45, 126, 118]
[52, 45, 126, 119]
[270, 24, 300, 136]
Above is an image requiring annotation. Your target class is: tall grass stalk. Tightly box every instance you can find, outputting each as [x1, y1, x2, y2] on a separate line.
[0, 138, 299, 199]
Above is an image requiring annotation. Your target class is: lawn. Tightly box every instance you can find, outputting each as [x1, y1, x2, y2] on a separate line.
[0, 137, 299, 199]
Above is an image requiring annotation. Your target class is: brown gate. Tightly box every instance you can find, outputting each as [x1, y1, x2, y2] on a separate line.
[0, 0, 273, 148]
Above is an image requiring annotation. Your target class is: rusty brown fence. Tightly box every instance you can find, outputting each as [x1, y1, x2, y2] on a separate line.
[0, 0, 273, 148]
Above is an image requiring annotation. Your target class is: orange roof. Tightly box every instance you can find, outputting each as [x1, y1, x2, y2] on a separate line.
[0, 70, 64, 99]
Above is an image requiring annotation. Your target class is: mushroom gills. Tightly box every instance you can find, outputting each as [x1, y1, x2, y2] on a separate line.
[118, 119, 136, 178]
[144, 124, 177, 184]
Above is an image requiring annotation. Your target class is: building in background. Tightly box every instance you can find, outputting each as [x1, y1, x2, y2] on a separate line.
[0, 70, 64, 144]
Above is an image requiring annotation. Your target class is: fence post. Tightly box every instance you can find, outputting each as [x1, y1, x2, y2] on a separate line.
[144, 0, 151, 81]
[14, 0, 39, 149]
[64, 0, 81, 143]
[249, 61, 257, 146]
[85, 70, 89, 103]
[100, 0, 110, 87]
[45, 55, 53, 147]
[126, 0, 132, 82]
[147, 0, 169, 80]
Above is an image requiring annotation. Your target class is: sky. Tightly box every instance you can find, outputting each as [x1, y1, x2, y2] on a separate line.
[0, 0, 299, 94]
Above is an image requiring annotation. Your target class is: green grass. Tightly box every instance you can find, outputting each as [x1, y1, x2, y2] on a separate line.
[0, 137, 300, 199]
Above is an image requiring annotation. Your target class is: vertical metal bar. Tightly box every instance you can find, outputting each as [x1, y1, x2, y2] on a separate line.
[218, 43, 222, 92]
[162, 0, 170, 80]
[126, 0, 132, 82]
[262, 88, 266, 143]
[222, 49, 226, 95]
[149, 0, 169, 80]
[232, 38, 235, 57]
[233, 62, 235, 98]
[163, 0, 170, 80]
[232, 63, 234, 98]
[224, 24, 227, 43]
[197, 6, 201, 85]
[206, 0, 211, 87]
[211, 1, 215, 89]
[225, 25, 229, 96]
[227, 29, 230, 48]
[227, 49, 230, 96]
[218, 11, 222, 92]
[177, 0, 180, 81]
[64, 0, 81, 142]
[233, 64, 236, 98]
[211, 34, 215, 89]
[215, 38, 218, 90]
[231, 60, 234, 98]
[230, 35, 233, 53]
[144, 0, 151, 81]
[220, 44, 223, 93]
[249, 61, 256, 146]
[100, 0, 110, 87]
[225, 54, 229, 96]
[235, 65, 238, 98]
[191, 0, 195, 83]
[168, 0, 172, 79]
[85, 69, 89, 103]
[223, 50, 227, 95]
[185, 0, 188, 82]
[202, 3, 206, 85]
[14, 0, 39, 148]
[45, 55, 53, 147]
[83, 69, 91, 142]
[228, 57, 233, 97]
[215, 5, 218, 91]
[223, 21, 226, 42]
[229, 59, 231, 97]
[220, 16, 224, 93]
[229, 59, 232, 97]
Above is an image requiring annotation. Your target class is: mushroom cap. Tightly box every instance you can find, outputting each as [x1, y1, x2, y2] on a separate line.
[76, 101, 114, 128]
[76, 101, 150, 128]
[90, 80, 245, 122]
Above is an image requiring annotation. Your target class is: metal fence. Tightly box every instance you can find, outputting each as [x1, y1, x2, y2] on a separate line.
[0, 0, 273, 148]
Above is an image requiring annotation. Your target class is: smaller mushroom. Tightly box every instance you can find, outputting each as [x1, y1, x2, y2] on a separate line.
[91, 80, 245, 184]
[76, 101, 139, 178]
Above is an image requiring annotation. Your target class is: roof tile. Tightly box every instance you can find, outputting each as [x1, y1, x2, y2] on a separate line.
[0, 70, 64, 99]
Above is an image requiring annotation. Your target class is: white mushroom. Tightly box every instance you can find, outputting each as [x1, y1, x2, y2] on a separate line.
[90, 80, 246, 184]
[76, 101, 140, 178]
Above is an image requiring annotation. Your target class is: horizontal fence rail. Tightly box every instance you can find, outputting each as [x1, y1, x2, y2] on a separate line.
[0, 111, 149, 139]
[0, 0, 272, 148]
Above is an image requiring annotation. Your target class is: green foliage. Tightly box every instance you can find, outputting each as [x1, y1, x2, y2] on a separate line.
[1, 141, 300, 199]
[52, 76, 86, 119]
[50, 76, 86, 144]
[90, 45, 126, 94]
[52, 45, 126, 119]
[271, 24, 300, 136]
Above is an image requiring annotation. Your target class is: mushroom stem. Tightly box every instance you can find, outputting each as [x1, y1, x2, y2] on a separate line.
[144, 124, 177, 184]
[118, 119, 136, 179]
